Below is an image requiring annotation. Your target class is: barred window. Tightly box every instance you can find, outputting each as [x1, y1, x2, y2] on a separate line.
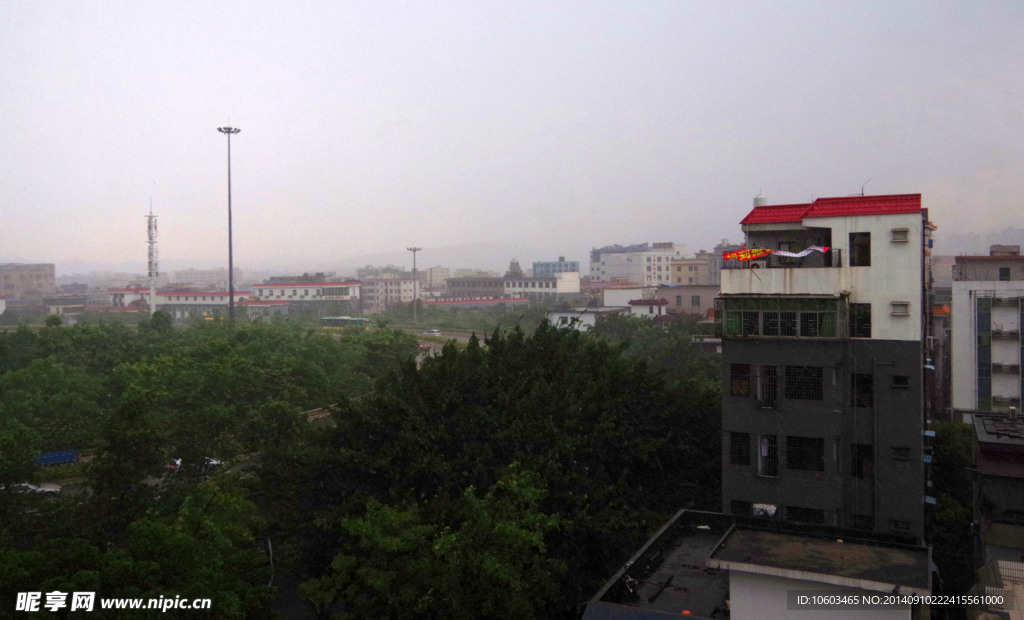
[779, 311, 798, 336]
[786, 436, 824, 471]
[730, 432, 751, 465]
[731, 500, 752, 516]
[851, 443, 874, 478]
[787, 506, 825, 524]
[785, 366, 823, 400]
[754, 365, 779, 408]
[758, 435, 779, 477]
[800, 311, 821, 337]
[849, 303, 871, 338]
[741, 311, 760, 336]
[730, 364, 751, 396]
[851, 373, 873, 408]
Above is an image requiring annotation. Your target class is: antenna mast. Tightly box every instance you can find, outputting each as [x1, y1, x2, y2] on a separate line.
[146, 201, 159, 316]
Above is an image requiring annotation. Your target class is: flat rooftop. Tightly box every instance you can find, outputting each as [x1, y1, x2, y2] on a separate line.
[708, 527, 930, 594]
[581, 511, 731, 619]
[582, 511, 931, 619]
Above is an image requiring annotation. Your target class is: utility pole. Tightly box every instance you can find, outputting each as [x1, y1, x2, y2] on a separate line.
[217, 126, 241, 326]
[407, 246, 421, 322]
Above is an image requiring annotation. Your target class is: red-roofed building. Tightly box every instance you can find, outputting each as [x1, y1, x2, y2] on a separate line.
[719, 192, 934, 540]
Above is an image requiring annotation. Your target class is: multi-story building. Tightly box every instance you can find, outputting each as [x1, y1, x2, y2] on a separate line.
[444, 276, 505, 300]
[658, 284, 719, 317]
[252, 279, 361, 316]
[171, 267, 242, 291]
[951, 246, 1024, 415]
[0, 263, 56, 299]
[589, 242, 686, 285]
[361, 278, 417, 314]
[502, 272, 581, 304]
[532, 256, 580, 278]
[718, 193, 931, 539]
[668, 257, 713, 285]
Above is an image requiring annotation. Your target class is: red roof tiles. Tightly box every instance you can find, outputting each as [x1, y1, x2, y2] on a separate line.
[740, 194, 922, 225]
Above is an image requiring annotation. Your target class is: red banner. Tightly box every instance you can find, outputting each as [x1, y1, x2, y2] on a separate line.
[723, 248, 774, 261]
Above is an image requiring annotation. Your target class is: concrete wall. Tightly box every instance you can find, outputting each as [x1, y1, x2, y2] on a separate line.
[724, 213, 924, 342]
[722, 338, 925, 537]
[729, 572, 910, 620]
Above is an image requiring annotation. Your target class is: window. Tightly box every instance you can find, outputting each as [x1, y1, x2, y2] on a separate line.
[851, 444, 874, 478]
[691, 295, 700, 307]
[891, 301, 910, 316]
[786, 436, 824, 471]
[1000, 267, 1011, 281]
[779, 312, 798, 336]
[850, 232, 871, 266]
[851, 373, 873, 408]
[785, 366, 823, 400]
[676, 295, 682, 306]
[741, 311, 760, 336]
[891, 228, 909, 242]
[891, 375, 910, 389]
[787, 506, 825, 524]
[758, 435, 779, 477]
[800, 311, 822, 337]
[688, 278, 693, 284]
[849, 303, 871, 338]
[730, 432, 751, 465]
[753, 365, 779, 408]
[731, 500, 752, 516]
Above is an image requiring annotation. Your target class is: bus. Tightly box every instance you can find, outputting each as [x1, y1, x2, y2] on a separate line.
[321, 316, 372, 329]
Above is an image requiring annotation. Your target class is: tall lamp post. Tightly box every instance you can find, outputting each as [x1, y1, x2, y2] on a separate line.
[217, 126, 241, 326]
[407, 246, 421, 322]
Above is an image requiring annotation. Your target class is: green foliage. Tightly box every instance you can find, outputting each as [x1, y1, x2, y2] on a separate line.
[296, 321, 719, 617]
[44, 314, 62, 327]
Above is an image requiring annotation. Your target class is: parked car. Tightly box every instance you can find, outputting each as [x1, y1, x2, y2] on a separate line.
[424, 329, 442, 336]
[5, 482, 62, 495]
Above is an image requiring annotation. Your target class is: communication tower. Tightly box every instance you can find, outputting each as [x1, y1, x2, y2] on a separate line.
[146, 203, 158, 316]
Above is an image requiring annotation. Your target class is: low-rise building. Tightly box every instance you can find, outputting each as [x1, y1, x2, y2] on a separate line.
[502, 272, 581, 304]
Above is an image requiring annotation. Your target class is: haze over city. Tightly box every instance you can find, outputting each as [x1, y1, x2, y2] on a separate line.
[2, 1, 1022, 275]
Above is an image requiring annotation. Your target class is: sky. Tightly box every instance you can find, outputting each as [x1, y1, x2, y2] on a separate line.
[2, 1, 1023, 276]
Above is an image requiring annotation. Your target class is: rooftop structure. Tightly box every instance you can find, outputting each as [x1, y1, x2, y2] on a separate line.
[581, 510, 930, 619]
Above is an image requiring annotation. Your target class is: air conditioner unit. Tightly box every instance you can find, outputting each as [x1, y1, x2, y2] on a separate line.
[750, 260, 767, 269]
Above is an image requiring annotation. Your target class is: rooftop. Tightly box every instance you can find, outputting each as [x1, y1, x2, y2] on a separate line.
[708, 527, 930, 594]
[740, 194, 922, 225]
[582, 511, 931, 619]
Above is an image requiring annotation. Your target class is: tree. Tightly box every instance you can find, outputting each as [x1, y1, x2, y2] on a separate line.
[44, 314, 62, 327]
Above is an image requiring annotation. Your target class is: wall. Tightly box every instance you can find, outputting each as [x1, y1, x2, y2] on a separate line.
[729, 572, 910, 620]
[724, 213, 923, 342]
[951, 284, 1024, 410]
[722, 338, 925, 537]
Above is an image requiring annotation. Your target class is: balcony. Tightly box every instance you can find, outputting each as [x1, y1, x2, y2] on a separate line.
[992, 329, 1020, 341]
[722, 248, 842, 270]
[715, 296, 848, 339]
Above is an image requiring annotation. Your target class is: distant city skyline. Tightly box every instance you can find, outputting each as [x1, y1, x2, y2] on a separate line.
[3, 1, 1023, 273]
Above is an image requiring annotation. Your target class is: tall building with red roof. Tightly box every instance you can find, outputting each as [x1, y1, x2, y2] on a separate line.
[718, 193, 934, 540]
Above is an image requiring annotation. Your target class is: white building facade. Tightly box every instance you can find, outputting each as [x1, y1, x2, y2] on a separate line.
[951, 251, 1024, 415]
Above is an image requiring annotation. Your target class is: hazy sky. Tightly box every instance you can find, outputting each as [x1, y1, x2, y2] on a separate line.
[3, 1, 1023, 274]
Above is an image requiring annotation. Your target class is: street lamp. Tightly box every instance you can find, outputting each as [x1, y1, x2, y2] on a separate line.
[217, 126, 240, 326]
[407, 246, 421, 322]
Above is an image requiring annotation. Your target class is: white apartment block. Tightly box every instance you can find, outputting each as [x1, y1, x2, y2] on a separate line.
[951, 248, 1024, 415]
[589, 243, 686, 285]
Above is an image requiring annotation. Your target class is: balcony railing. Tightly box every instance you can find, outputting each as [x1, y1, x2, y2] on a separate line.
[991, 363, 1021, 374]
[723, 248, 842, 270]
[992, 329, 1020, 341]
